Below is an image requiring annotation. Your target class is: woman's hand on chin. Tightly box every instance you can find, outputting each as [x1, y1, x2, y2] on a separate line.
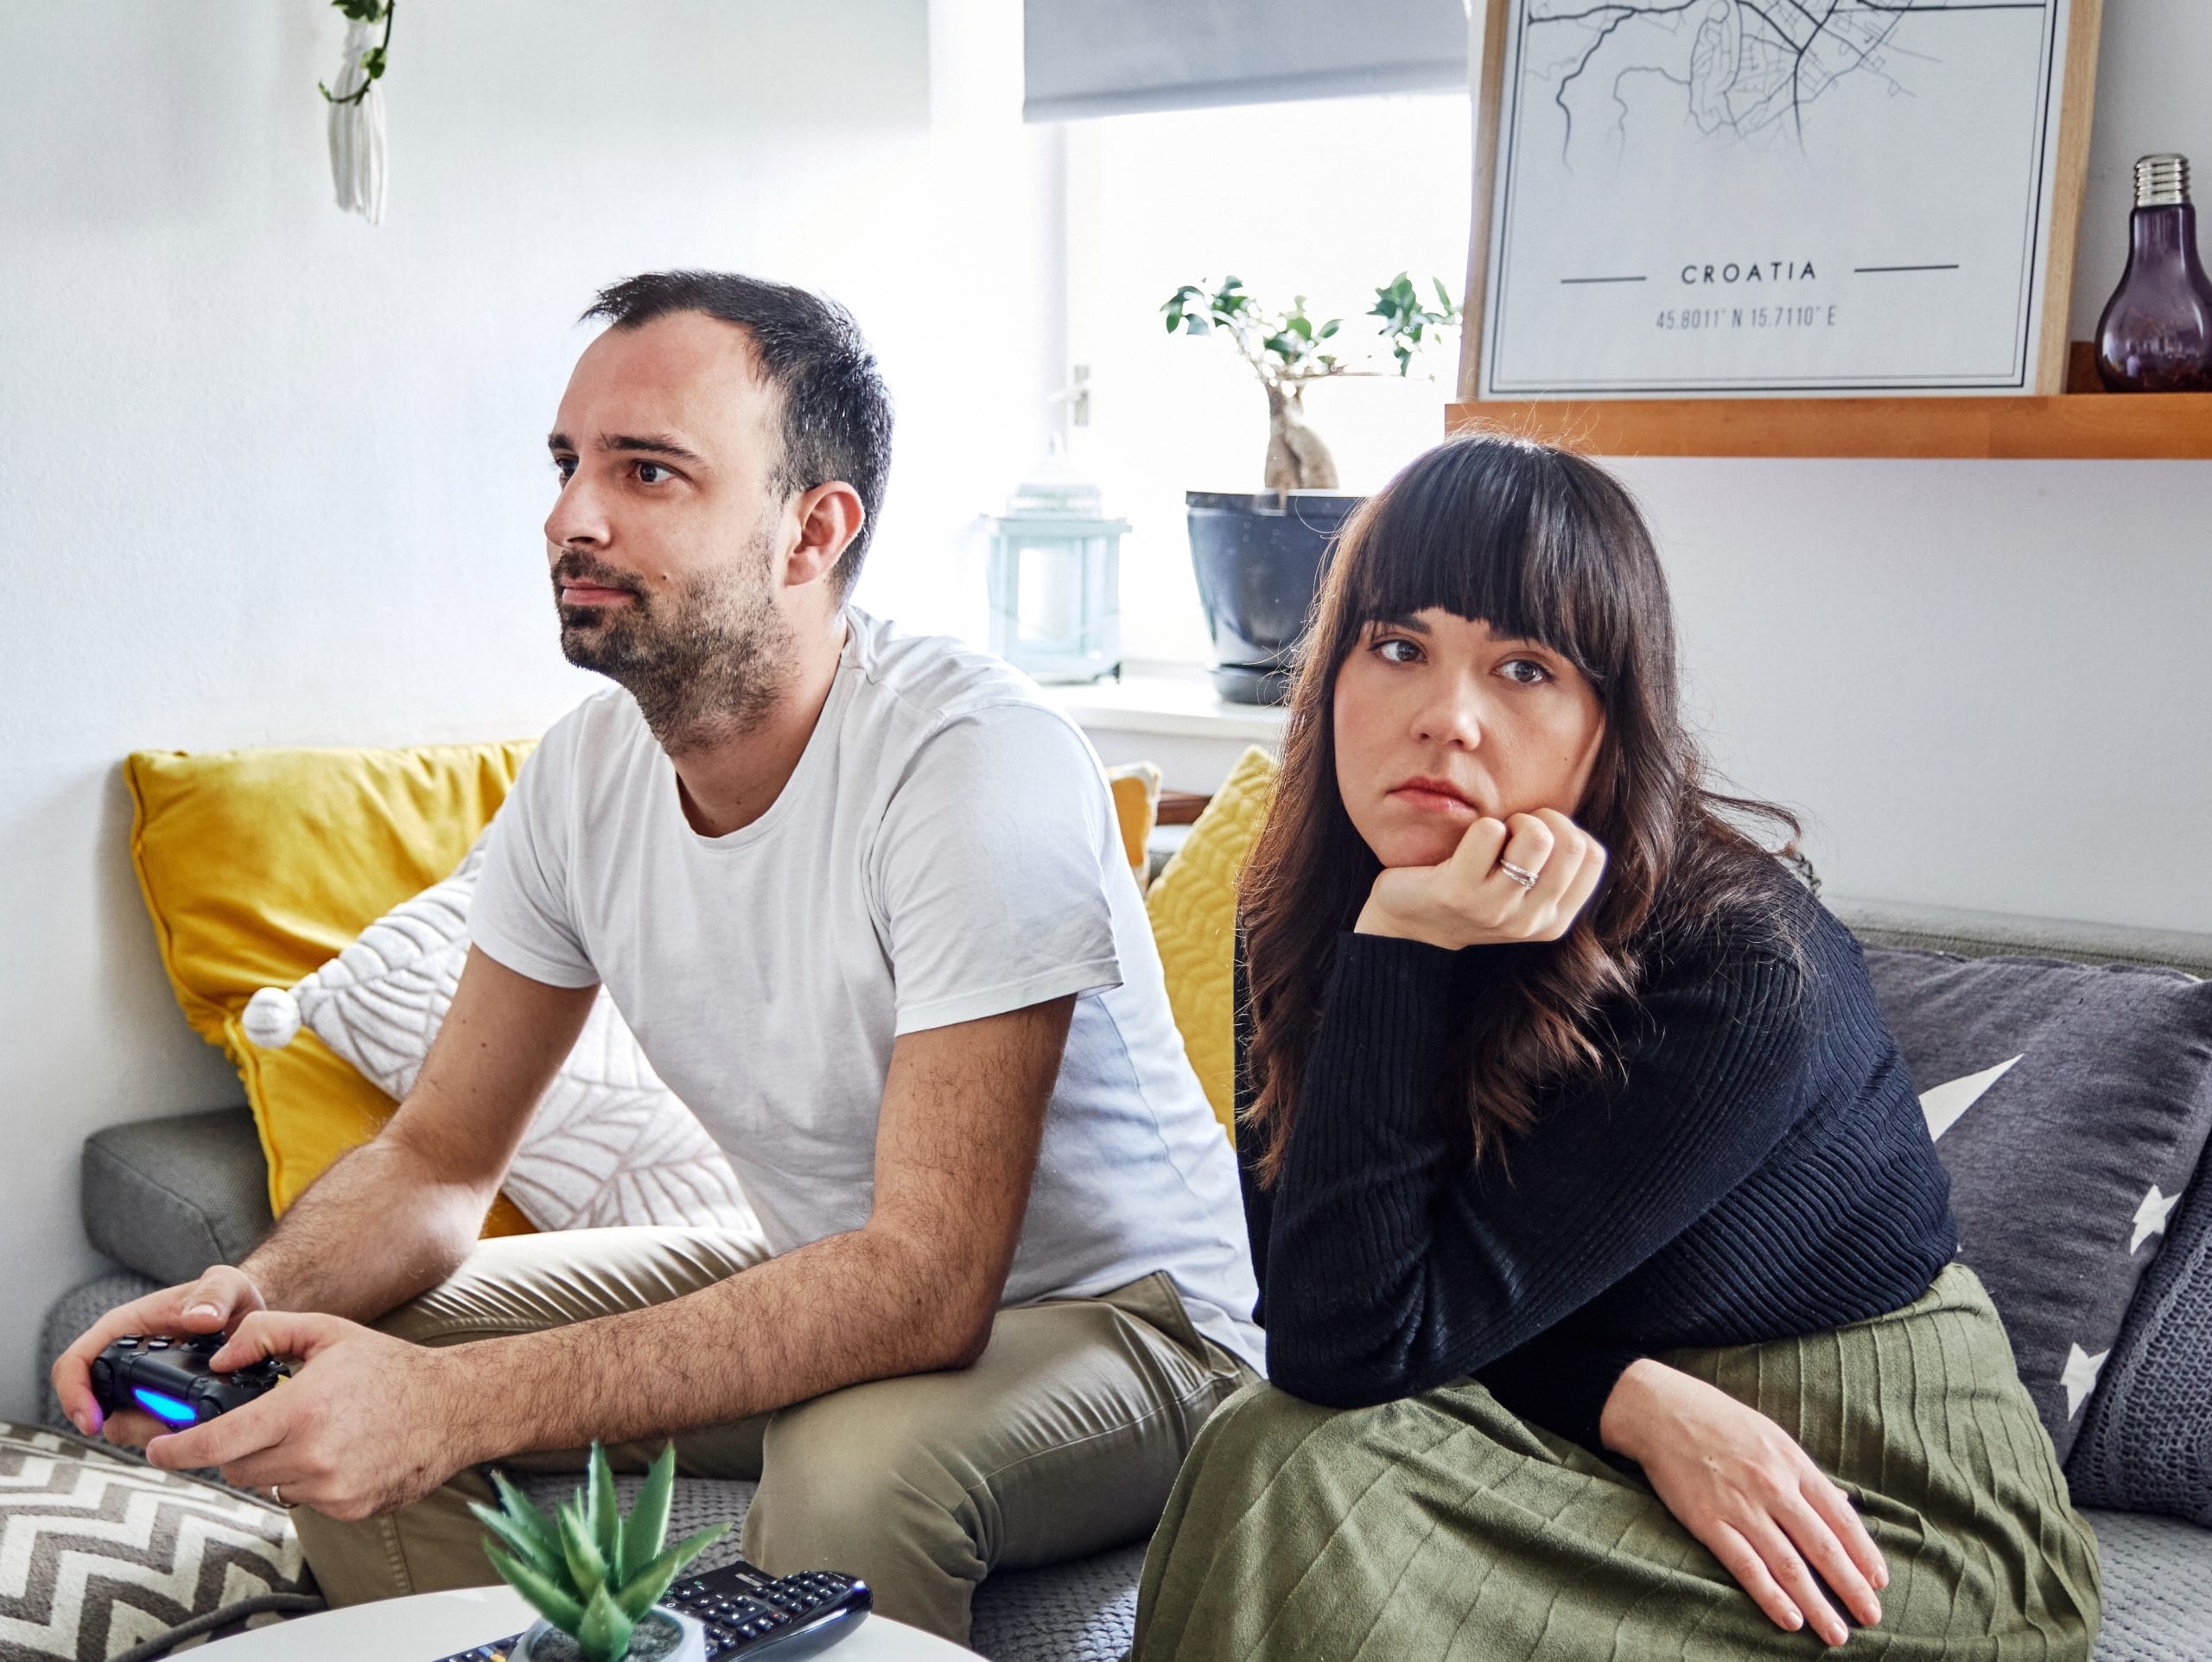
[1599, 1358, 1888, 1648]
[1354, 807, 1606, 951]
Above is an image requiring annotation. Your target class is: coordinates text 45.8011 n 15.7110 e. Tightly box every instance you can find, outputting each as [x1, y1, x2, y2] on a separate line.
[1656, 305, 1840, 332]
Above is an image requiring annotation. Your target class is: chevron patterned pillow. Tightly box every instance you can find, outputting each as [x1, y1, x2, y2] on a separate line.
[0, 1423, 318, 1660]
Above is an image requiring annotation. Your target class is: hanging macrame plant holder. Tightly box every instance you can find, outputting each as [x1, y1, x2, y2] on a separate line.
[322, 6, 391, 224]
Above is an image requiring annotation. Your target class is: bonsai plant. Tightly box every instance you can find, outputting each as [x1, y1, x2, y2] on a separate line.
[1158, 273, 1460, 704]
[1160, 272, 1461, 489]
[473, 1442, 728, 1662]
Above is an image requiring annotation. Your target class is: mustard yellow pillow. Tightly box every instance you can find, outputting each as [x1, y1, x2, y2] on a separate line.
[1144, 747, 1280, 1137]
[1107, 762, 1162, 889]
[126, 742, 539, 1234]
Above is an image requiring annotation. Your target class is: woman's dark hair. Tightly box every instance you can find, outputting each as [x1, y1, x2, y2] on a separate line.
[583, 271, 893, 599]
[1239, 432, 1806, 1184]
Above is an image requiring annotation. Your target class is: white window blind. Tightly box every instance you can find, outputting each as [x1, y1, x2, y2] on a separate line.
[1023, 0, 1470, 121]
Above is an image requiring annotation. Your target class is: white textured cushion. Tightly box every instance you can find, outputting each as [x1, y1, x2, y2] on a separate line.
[240, 843, 758, 1237]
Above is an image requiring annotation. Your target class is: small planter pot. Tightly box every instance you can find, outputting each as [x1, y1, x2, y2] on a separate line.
[512, 1608, 707, 1662]
[1186, 490, 1363, 704]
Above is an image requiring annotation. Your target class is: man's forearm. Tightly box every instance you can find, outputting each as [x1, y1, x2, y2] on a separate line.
[238, 1135, 492, 1322]
[442, 1220, 985, 1463]
[429, 995, 1061, 1468]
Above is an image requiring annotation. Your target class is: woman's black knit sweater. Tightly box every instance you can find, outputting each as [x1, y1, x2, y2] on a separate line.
[1236, 882, 1958, 1449]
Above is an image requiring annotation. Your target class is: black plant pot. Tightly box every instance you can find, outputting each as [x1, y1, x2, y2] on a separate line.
[1186, 491, 1363, 704]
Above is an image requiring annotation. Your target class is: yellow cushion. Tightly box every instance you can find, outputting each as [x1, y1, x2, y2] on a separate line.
[1144, 747, 1280, 1137]
[125, 743, 540, 1235]
[1107, 762, 1162, 889]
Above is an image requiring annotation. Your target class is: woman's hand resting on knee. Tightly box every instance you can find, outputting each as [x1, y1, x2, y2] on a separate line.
[1600, 1359, 1887, 1647]
[1355, 809, 1607, 950]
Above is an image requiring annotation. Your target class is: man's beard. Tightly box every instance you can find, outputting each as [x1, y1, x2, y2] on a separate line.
[552, 531, 795, 751]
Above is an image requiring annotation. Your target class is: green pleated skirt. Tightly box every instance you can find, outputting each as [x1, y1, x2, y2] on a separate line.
[1133, 1266, 2100, 1660]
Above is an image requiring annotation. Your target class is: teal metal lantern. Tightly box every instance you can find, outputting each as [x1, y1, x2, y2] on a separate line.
[987, 473, 1128, 684]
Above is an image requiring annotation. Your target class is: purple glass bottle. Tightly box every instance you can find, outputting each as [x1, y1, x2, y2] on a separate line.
[2095, 155, 2212, 392]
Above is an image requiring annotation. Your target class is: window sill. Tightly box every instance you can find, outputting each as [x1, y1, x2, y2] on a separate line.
[1037, 659, 1290, 742]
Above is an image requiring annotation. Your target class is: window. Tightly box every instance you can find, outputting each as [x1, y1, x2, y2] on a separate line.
[1065, 92, 1473, 660]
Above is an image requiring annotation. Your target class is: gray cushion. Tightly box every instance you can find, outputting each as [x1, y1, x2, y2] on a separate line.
[1860, 946, 2212, 1461]
[969, 1544, 1146, 1662]
[516, 1470, 757, 1577]
[1833, 898, 2212, 978]
[2084, 1508, 2212, 1662]
[81, 1108, 271, 1287]
[2070, 1136, 2212, 1526]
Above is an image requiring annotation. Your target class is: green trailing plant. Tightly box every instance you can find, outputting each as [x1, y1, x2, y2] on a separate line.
[472, 1443, 728, 1662]
[319, 0, 396, 106]
[1160, 273, 1462, 490]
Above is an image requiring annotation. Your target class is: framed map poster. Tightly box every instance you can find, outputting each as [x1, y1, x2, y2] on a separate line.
[1464, 0, 2103, 398]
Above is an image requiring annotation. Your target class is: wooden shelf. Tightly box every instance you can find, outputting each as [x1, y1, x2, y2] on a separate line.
[1447, 343, 2212, 460]
[1445, 391, 2212, 461]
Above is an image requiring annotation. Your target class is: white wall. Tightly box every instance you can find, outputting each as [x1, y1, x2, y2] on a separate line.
[1614, 3, 2212, 932]
[0, 0, 1058, 1417]
[1078, 4, 2212, 934]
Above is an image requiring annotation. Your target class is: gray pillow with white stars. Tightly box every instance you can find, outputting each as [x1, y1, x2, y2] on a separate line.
[2068, 1149, 2212, 1524]
[1860, 946, 2212, 1464]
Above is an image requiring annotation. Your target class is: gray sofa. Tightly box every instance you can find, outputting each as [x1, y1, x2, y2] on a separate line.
[31, 898, 2212, 1661]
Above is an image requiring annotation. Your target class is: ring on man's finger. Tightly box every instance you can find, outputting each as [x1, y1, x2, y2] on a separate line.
[1497, 860, 1541, 890]
[270, 1483, 284, 1507]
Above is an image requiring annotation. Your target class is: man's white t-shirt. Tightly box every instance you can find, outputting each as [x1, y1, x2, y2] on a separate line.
[472, 609, 1262, 1368]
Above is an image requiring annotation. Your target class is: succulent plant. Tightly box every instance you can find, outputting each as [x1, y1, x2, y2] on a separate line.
[472, 1442, 727, 1662]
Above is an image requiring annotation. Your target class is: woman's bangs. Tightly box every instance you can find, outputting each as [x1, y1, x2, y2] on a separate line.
[1340, 446, 1593, 672]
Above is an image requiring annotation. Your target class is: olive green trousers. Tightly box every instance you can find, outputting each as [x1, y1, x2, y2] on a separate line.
[292, 1226, 1249, 1646]
[1135, 1265, 2101, 1660]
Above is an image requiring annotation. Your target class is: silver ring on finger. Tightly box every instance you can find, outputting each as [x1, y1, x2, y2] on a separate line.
[270, 1483, 284, 1507]
[1497, 860, 1541, 890]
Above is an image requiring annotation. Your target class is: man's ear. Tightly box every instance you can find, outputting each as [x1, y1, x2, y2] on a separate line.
[783, 481, 866, 589]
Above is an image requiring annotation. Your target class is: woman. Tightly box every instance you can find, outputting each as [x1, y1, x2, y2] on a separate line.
[1133, 436, 2099, 1659]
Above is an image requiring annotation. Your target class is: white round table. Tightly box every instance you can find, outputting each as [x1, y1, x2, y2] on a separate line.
[195, 1583, 974, 1659]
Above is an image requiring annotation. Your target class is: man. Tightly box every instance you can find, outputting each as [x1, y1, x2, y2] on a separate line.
[55, 271, 1261, 1644]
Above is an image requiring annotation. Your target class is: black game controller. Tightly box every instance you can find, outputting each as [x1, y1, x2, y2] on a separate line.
[89, 1333, 288, 1429]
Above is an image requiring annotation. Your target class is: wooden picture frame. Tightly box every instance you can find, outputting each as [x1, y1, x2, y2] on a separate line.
[1457, 0, 2105, 402]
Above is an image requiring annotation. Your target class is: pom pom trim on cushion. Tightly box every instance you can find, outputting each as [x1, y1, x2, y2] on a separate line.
[240, 987, 302, 1051]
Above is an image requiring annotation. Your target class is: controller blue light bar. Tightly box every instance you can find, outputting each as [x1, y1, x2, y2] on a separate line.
[132, 1387, 198, 1425]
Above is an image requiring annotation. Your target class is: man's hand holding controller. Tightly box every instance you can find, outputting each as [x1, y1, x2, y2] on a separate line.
[1356, 807, 1609, 950]
[54, 1264, 270, 1448]
[55, 1258, 487, 1519]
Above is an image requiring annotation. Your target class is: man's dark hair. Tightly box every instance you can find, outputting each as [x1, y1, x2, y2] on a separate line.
[582, 271, 893, 598]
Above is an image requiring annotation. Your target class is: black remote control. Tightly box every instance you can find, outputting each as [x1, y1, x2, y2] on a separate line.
[664, 1560, 870, 1659]
[431, 1557, 870, 1662]
[88, 1333, 287, 1428]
